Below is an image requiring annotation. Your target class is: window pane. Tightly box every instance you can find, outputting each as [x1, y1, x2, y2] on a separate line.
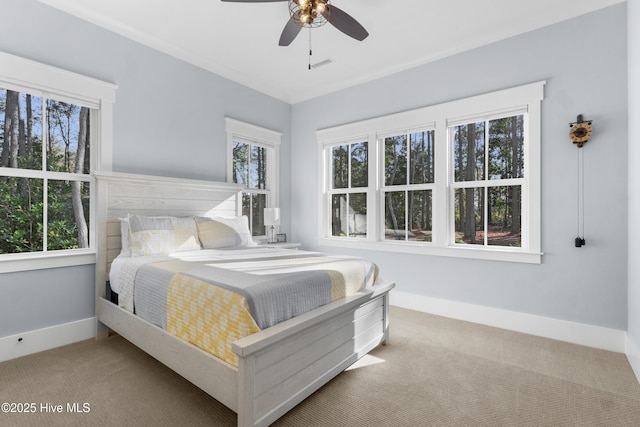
[241, 192, 266, 237]
[332, 193, 367, 238]
[0, 177, 43, 253]
[349, 193, 367, 238]
[233, 142, 249, 186]
[46, 100, 89, 173]
[331, 194, 342, 236]
[1, 89, 44, 171]
[488, 115, 524, 180]
[332, 145, 349, 189]
[350, 142, 368, 188]
[454, 187, 484, 245]
[252, 193, 266, 236]
[453, 122, 485, 182]
[408, 190, 432, 242]
[233, 141, 267, 190]
[241, 192, 251, 218]
[384, 191, 405, 240]
[249, 145, 267, 190]
[488, 186, 521, 247]
[385, 135, 407, 186]
[409, 131, 434, 184]
[47, 179, 90, 250]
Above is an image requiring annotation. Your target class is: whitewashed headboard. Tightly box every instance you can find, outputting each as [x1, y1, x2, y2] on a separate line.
[94, 172, 245, 301]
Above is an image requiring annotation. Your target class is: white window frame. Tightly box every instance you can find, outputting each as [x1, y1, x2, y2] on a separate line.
[323, 137, 372, 239]
[0, 51, 116, 273]
[379, 125, 437, 243]
[448, 108, 528, 249]
[225, 117, 281, 238]
[317, 82, 544, 264]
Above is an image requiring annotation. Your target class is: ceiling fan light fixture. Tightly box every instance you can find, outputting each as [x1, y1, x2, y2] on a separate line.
[289, 0, 330, 28]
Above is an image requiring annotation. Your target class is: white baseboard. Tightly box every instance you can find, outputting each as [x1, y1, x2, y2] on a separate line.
[390, 291, 626, 353]
[0, 317, 95, 363]
[626, 334, 640, 383]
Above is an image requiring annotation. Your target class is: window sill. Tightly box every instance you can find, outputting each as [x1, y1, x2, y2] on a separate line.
[0, 250, 96, 274]
[317, 238, 542, 264]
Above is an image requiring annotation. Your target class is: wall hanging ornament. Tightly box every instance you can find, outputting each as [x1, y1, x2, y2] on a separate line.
[569, 115, 593, 247]
[569, 114, 593, 147]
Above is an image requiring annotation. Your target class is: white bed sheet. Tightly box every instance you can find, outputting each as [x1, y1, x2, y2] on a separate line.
[109, 246, 322, 295]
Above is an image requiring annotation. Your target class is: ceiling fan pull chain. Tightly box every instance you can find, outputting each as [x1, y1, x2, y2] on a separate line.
[308, 27, 312, 70]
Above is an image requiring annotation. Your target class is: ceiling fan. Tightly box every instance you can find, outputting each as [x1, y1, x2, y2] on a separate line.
[221, 0, 369, 46]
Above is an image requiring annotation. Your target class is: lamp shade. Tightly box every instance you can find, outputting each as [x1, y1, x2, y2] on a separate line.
[263, 208, 280, 226]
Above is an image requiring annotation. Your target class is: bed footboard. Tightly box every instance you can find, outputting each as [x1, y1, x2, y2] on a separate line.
[233, 281, 394, 427]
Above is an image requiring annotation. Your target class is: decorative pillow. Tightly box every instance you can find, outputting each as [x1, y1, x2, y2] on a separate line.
[128, 215, 201, 257]
[195, 216, 254, 249]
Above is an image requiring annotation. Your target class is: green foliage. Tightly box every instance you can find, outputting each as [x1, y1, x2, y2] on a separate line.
[0, 179, 43, 253]
[47, 220, 78, 250]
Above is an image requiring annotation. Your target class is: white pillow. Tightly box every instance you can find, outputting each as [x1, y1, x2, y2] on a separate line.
[128, 215, 201, 257]
[195, 216, 254, 249]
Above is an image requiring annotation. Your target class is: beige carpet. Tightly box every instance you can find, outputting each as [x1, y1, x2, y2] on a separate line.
[1, 306, 639, 427]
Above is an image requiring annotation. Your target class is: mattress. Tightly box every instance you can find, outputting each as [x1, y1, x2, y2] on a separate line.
[108, 247, 379, 366]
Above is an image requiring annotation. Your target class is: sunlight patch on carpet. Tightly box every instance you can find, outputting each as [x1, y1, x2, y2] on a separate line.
[345, 354, 385, 371]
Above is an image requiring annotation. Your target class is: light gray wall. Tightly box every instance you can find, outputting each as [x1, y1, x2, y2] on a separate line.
[628, 0, 640, 352]
[0, 0, 291, 337]
[291, 4, 628, 329]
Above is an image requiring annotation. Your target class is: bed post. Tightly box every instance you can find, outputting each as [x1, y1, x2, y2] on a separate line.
[382, 290, 391, 345]
[237, 356, 257, 427]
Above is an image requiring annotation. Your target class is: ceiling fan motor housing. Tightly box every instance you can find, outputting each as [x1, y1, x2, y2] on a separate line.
[289, 0, 330, 28]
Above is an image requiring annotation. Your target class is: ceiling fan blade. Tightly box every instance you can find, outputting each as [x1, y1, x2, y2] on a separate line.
[279, 18, 302, 46]
[221, 1, 287, 2]
[322, 5, 369, 41]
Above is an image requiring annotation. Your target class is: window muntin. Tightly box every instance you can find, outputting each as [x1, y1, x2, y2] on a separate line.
[450, 114, 524, 248]
[1, 87, 92, 255]
[329, 140, 368, 238]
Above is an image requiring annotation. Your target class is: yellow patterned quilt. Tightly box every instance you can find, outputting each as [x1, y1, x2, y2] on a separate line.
[166, 274, 260, 367]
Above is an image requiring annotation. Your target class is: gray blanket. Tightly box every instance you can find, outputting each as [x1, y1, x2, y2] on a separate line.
[129, 250, 376, 330]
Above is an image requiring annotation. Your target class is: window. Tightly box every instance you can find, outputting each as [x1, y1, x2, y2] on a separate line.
[382, 129, 435, 242]
[226, 118, 281, 237]
[317, 82, 544, 263]
[0, 52, 116, 273]
[1, 91, 91, 253]
[451, 114, 525, 247]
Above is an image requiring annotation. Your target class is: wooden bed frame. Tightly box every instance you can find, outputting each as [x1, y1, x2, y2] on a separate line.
[94, 172, 395, 427]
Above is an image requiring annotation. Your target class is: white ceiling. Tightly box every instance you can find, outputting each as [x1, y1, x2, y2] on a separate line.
[37, 0, 624, 104]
